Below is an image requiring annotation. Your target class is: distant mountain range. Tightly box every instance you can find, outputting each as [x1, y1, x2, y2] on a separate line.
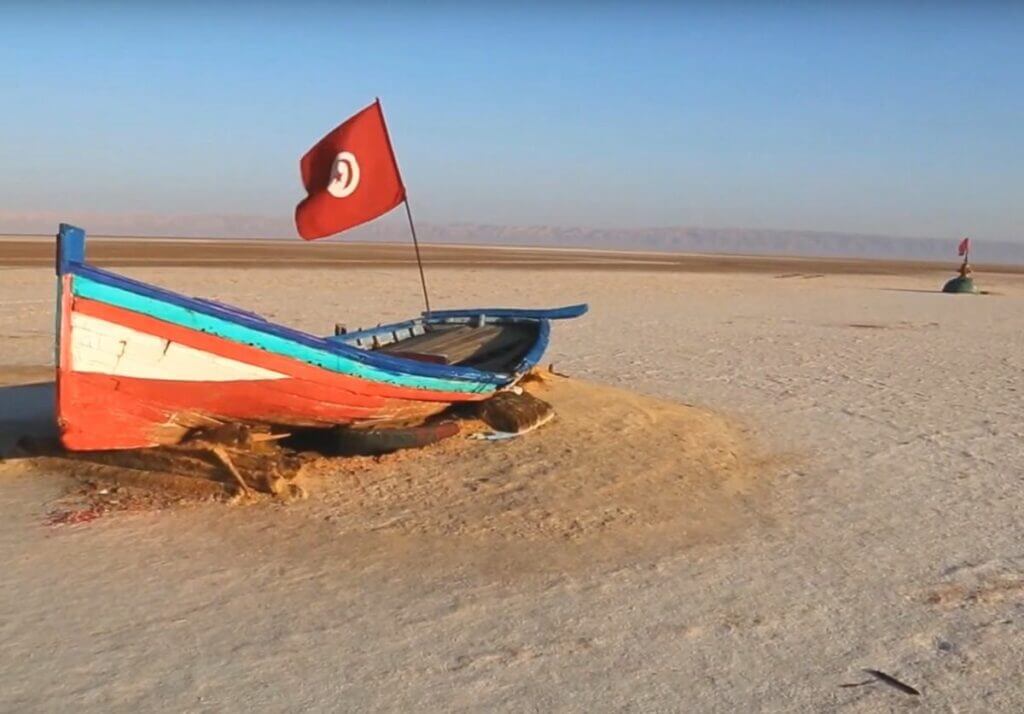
[3, 209, 1021, 265]
[377, 223, 1024, 265]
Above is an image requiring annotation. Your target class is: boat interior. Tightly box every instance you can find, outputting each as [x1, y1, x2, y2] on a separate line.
[334, 319, 541, 372]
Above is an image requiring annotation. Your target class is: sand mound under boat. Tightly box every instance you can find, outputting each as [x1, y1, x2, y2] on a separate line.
[306, 375, 775, 552]
[2, 370, 775, 556]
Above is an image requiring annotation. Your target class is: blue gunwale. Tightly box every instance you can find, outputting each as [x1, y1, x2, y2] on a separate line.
[332, 307, 580, 344]
[424, 305, 588, 321]
[57, 223, 578, 393]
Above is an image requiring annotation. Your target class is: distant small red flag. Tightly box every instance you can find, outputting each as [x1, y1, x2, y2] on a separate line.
[958, 237, 970, 256]
[295, 100, 406, 240]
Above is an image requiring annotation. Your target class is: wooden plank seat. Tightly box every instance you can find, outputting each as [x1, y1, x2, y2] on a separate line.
[378, 323, 534, 368]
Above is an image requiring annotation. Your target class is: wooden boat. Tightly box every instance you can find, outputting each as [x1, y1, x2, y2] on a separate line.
[54, 224, 587, 451]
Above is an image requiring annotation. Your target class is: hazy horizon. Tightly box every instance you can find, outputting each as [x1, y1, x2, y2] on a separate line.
[4, 208, 1023, 266]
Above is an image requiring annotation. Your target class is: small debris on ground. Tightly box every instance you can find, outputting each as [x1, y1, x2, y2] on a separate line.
[841, 669, 921, 697]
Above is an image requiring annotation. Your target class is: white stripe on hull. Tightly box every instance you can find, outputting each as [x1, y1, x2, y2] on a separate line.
[69, 311, 286, 382]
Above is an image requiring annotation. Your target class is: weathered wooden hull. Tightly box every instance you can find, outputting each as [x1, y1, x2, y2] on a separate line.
[54, 224, 587, 451]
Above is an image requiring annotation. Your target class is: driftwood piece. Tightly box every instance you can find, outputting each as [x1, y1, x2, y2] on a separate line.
[210, 446, 252, 496]
[862, 669, 921, 696]
[19, 422, 305, 497]
[175, 442, 301, 494]
[477, 390, 555, 434]
[174, 423, 300, 494]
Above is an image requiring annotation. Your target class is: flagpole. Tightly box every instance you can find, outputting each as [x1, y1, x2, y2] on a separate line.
[375, 97, 432, 316]
[403, 198, 432, 315]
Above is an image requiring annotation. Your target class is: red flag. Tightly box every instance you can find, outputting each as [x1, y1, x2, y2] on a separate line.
[295, 100, 406, 240]
[958, 237, 970, 256]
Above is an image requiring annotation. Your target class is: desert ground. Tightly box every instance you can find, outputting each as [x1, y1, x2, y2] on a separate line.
[2, 241, 1023, 712]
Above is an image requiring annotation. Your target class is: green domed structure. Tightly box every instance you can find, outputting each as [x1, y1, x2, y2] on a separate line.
[942, 275, 978, 294]
[942, 261, 979, 294]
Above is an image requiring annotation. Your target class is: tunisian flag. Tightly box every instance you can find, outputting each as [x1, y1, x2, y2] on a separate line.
[295, 100, 406, 240]
[958, 237, 970, 257]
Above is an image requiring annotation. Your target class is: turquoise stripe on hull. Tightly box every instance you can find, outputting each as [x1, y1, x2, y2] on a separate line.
[72, 275, 494, 394]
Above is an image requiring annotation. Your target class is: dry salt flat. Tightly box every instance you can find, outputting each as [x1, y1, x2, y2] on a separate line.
[1, 259, 1023, 712]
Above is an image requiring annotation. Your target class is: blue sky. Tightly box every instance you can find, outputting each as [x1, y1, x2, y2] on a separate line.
[1, 2, 1021, 241]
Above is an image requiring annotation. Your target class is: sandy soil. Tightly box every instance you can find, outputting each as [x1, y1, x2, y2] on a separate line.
[2, 251, 1023, 711]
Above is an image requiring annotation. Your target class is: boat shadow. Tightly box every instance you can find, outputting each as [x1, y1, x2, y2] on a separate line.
[0, 381, 59, 458]
[877, 287, 944, 294]
[878, 287, 997, 296]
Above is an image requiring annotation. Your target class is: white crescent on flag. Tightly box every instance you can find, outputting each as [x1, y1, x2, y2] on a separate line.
[327, 151, 360, 198]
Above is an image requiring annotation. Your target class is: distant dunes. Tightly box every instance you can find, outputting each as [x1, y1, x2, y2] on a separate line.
[2, 210, 1021, 265]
